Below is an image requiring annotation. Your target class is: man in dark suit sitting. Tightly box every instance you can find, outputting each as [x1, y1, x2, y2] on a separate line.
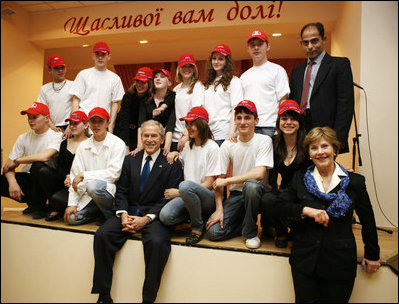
[91, 120, 183, 303]
[289, 22, 354, 153]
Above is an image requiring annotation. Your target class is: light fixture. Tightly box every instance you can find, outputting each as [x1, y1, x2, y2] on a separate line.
[82, 44, 89, 47]
[139, 40, 148, 44]
[272, 33, 282, 37]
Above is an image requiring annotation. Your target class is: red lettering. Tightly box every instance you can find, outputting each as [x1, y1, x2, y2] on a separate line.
[143, 13, 153, 27]
[240, 5, 251, 20]
[268, 2, 276, 18]
[251, 5, 267, 19]
[195, 9, 214, 23]
[155, 8, 162, 26]
[120, 16, 133, 28]
[183, 10, 194, 24]
[64, 17, 90, 36]
[101, 17, 111, 29]
[173, 11, 183, 24]
[134, 15, 143, 27]
[227, 1, 239, 21]
[91, 18, 101, 31]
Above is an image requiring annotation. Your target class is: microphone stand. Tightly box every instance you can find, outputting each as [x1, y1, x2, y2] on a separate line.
[352, 83, 393, 234]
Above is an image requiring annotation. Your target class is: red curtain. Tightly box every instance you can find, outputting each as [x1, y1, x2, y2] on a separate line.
[114, 58, 305, 92]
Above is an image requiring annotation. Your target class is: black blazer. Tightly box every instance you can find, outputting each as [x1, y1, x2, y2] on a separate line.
[115, 150, 183, 215]
[270, 169, 380, 280]
[289, 53, 354, 153]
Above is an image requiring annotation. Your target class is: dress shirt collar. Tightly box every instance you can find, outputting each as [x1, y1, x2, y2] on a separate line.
[308, 50, 326, 66]
[311, 161, 347, 193]
[143, 148, 161, 165]
[85, 132, 112, 154]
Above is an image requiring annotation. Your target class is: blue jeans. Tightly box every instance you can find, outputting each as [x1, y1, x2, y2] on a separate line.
[160, 180, 215, 231]
[206, 191, 244, 241]
[255, 126, 275, 137]
[241, 179, 270, 238]
[68, 180, 114, 225]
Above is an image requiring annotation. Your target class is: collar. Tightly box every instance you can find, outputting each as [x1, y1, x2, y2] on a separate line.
[308, 50, 326, 65]
[311, 162, 347, 193]
[85, 132, 111, 153]
[143, 148, 161, 162]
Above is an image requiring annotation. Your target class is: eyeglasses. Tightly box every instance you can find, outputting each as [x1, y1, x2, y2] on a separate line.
[300, 38, 320, 46]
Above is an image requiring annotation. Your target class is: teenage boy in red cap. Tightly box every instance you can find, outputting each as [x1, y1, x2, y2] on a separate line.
[37, 55, 74, 137]
[1, 102, 63, 219]
[240, 29, 290, 137]
[206, 100, 273, 250]
[64, 107, 126, 225]
[70, 41, 125, 134]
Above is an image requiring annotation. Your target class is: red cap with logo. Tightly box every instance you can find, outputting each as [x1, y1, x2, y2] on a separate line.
[247, 29, 269, 43]
[153, 68, 172, 81]
[212, 44, 232, 57]
[234, 100, 258, 115]
[65, 111, 88, 123]
[133, 67, 153, 82]
[47, 55, 66, 68]
[20, 102, 50, 116]
[278, 100, 301, 115]
[179, 106, 209, 123]
[93, 41, 110, 54]
[88, 107, 109, 120]
[178, 53, 196, 67]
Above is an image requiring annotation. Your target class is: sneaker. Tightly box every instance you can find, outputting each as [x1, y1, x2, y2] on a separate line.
[245, 236, 261, 249]
[185, 230, 203, 246]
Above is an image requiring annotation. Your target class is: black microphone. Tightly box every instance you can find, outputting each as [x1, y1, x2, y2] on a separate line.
[353, 82, 364, 90]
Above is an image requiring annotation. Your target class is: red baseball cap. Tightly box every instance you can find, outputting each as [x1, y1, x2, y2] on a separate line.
[278, 100, 301, 115]
[234, 100, 258, 115]
[47, 55, 66, 68]
[179, 106, 209, 123]
[93, 41, 110, 54]
[88, 107, 109, 120]
[21, 102, 50, 116]
[247, 29, 269, 43]
[65, 111, 88, 123]
[153, 68, 172, 81]
[178, 53, 196, 67]
[212, 44, 232, 57]
[133, 67, 153, 82]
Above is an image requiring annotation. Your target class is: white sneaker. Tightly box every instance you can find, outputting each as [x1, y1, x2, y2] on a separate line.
[245, 236, 261, 249]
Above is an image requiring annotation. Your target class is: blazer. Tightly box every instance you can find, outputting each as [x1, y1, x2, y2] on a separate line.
[289, 53, 354, 153]
[272, 169, 380, 280]
[115, 150, 183, 215]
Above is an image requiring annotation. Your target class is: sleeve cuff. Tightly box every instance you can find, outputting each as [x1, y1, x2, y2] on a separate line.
[116, 210, 128, 217]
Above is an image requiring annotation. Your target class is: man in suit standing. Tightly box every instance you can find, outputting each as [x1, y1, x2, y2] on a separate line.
[289, 22, 354, 153]
[91, 120, 183, 303]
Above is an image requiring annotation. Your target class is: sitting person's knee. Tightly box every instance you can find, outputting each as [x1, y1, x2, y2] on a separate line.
[206, 224, 225, 241]
[86, 180, 105, 197]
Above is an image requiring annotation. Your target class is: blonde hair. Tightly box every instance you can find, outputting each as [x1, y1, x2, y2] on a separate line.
[175, 65, 199, 94]
[303, 127, 341, 157]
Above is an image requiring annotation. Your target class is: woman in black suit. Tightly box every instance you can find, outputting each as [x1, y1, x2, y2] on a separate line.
[264, 126, 380, 303]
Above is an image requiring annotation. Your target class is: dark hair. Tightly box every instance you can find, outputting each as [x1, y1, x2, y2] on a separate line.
[127, 79, 154, 103]
[274, 111, 307, 166]
[188, 118, 214, 149]
[234, 107, 258, 120]
[203, 54, 234, 92]
[300, 22, 325, 39]
[175, 65, 199, 94]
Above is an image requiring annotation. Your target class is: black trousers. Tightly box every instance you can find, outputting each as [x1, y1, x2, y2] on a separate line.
[92, 215, 171, 303]
[291, 268, 355, 303]
[1, 172, 32, 204]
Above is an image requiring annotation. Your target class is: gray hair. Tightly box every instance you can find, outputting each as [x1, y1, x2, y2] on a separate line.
[140, 120, 165, 137]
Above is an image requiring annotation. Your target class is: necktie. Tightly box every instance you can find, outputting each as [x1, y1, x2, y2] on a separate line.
[300, 60, 314, 113]
[139, 155, 151, 193]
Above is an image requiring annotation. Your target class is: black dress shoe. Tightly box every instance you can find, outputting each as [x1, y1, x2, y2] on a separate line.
[45, 212, 61, 222]
[32, 210, 46, 219]
[275, 237, 288, 248]
[97, 294, 113, 303]
[22, 206, 34, 214]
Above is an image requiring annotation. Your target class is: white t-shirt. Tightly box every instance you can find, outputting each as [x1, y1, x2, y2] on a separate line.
[8, 129, 63, 172]
[220, 133, 273, 192]
[172, 81, 205, 142]
[68, 132, 126, 211]
[70, 67, 125, 115]
[180, 139, 221, 184]
[203, 76, 243, 140]
[240, 61, 290, 127]
[37, 80, 74, 127]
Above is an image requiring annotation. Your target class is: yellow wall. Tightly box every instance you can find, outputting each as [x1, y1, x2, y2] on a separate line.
[1, 5, 44, 163]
